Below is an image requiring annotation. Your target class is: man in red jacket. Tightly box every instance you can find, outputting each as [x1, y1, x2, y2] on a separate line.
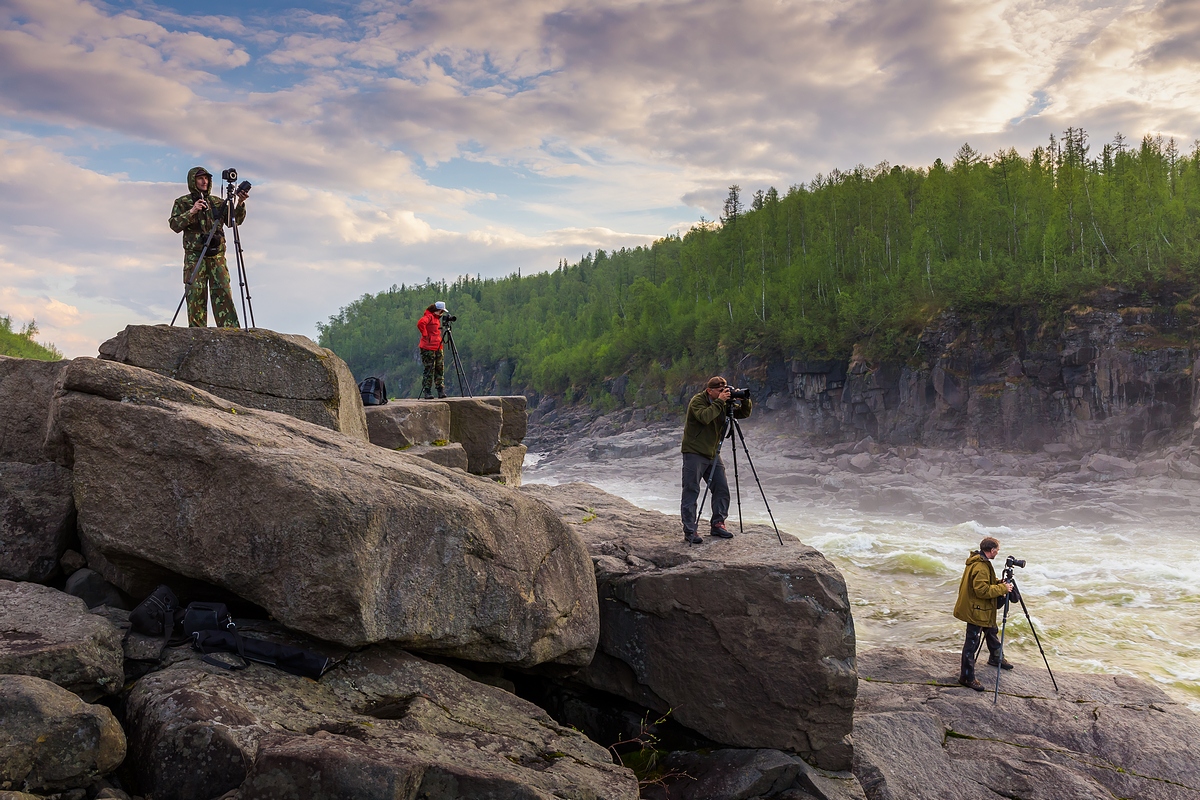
[417, 301, 448, 398]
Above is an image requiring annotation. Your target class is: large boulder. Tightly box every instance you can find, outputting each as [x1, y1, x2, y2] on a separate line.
[523, 483, 857, 771]
[0, 462, 75, 582]
[98, 325, 368, 441]
[0, 356, 68, 464]
[0, 581, 124, 700]
[364, 400, 450, 449]
[126, 644, 638, 800]
[49, 358, 598, 666]
[853, 647, 1200, 800]
[0, 674, 126, 794]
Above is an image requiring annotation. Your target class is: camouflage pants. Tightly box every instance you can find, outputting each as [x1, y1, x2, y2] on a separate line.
[421, 348, 444, 396]
[184, 252, 240, 329]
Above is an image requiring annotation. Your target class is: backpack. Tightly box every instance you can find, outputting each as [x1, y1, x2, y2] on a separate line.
[359, 376, 388, 406]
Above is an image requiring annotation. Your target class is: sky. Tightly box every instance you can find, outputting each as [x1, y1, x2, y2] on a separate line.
[2, 0, 1198, 357]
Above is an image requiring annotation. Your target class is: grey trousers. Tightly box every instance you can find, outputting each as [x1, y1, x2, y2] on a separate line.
[681, 452, 730, 534]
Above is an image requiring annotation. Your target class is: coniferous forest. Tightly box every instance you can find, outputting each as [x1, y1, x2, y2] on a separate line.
[318, 130, 1200, 404]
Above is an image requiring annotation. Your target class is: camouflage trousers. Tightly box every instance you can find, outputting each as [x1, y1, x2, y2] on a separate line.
[421, 348, 445, 396]
[184, 252, 240, 329]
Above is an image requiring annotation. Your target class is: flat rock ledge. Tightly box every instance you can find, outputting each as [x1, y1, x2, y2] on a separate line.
[853, 647, 1200, 800]
[523, 482, 858, 772]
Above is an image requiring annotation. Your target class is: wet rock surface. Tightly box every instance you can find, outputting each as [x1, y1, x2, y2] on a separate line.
[852, 647, 1200, 800]
[0, 581, 123, 701]
[523, 482, 857, 771]
[51, 357, 598, 665]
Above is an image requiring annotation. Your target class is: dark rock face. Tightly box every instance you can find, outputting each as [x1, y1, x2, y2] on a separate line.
[644, 748, 867, 800]
[776, 302, 1198, 453]
[0, 674, 126, 794]
[98, 324, 369, 441]
[523, 483, 857, 771]
[0, 462, 75, 582]
[853, 647, 1200, 800]
[0, 581, 124, 701]
[0, 356, 68, 464]
[49, 358, 598, 666]
[125, 644, 639, 800]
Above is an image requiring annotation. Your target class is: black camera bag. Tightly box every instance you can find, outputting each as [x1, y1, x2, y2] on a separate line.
[358, 376, 388, 406]
[129, 585, 181, 638]
[192, 630, 331, 679]
[182, 602, 235, 637]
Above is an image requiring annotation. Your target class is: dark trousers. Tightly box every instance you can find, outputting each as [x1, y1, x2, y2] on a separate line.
[681, 453, 730, 534]
[960, 623, 1002, 682]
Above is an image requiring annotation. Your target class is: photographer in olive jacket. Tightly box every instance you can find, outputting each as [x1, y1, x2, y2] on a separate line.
[954, 536, 1015, 691]
[680, 376, 752, 545]
[168, 166, 248, 328]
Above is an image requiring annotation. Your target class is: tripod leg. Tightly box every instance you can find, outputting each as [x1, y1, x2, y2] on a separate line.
[1016, 585, 1059, 693]
[993, 599, 1010, 704]
[730, 419, 784, 545]
[230, 215, 253, 328]
[730, 428, 743, 533]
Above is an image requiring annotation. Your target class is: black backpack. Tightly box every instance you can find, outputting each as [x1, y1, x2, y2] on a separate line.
[359, 376, 388, 406]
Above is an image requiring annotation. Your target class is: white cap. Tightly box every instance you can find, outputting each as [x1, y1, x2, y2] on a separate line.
[434, 301, 447, 311]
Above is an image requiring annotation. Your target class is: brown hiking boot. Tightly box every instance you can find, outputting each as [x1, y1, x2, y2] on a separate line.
[958, 677, 986, 692]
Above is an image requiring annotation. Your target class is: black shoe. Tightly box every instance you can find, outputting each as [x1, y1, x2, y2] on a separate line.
[958, 677, 985, 692]
[987, 658, 1014, 670]
[709, 521, 733, 539]
[437, 390, 447, 399]
[684, 532, 703, 545]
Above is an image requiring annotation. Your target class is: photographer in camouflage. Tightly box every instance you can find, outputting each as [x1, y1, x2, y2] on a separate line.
[168, 167, 248, 328]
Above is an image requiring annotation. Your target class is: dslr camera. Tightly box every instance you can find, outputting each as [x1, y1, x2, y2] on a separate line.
[442, 314, 457, 323]
[728, 387, 751, 400]
[1005, 556, 1026, 569]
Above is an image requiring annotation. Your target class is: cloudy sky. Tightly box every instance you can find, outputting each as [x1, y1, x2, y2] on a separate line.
[2, 0, 1197, 356]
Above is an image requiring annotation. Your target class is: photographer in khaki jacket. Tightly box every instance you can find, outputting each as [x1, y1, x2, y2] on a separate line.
[953, 536, 1014, 691]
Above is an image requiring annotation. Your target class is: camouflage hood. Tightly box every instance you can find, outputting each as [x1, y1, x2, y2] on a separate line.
[187, 166, 213, 199]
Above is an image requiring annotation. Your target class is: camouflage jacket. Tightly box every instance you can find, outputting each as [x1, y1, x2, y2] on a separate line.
[168, 166, 246, 256]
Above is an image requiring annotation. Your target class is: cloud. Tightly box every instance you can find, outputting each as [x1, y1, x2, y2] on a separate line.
[2, 0, 1198, 357]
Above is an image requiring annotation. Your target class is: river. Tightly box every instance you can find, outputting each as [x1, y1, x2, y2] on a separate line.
[525, 418, 1200, 710]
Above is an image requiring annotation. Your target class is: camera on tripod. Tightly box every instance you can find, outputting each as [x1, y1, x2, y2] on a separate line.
[221, 168, 238, 182]
[728, 387, 751, 400]
[442, 314, 457, 323]
[1005, 556, 1026, 569]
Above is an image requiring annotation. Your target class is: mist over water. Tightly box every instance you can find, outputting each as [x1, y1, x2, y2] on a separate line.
[525, 430, 1200, 709]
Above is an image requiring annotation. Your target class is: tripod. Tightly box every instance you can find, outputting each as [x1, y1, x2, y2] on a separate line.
[170, 177, 254, 328]
[992, 564, 1058, 704]
[426, 320, 472, 398]
[694, 402, 784, 546]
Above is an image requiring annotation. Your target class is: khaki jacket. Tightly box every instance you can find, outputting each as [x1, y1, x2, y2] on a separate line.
[681, 391, 752, 459]
[953, 552, 1008, 627]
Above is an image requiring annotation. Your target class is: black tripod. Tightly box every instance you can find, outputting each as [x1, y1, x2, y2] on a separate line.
[440, 318, 472, 398]
[170, 176, 254, 328]
[992, 561, 1058, 703]
[694, 402, 784, 546]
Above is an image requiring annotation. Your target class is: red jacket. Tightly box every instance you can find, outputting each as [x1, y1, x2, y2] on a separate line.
[417, 310, 443, 350]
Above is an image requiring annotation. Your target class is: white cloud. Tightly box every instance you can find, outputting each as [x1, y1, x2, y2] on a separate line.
[1, 0, 1197, 357]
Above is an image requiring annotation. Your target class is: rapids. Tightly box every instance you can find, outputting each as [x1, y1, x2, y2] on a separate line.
[525, 419, 1200, 709]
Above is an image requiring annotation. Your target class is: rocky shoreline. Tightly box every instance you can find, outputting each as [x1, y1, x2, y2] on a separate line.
[3, 325, 1200, 799]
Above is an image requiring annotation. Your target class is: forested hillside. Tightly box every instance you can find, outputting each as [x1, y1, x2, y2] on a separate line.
[0, 317, 62, 360]
[319, 130, 1200, 404]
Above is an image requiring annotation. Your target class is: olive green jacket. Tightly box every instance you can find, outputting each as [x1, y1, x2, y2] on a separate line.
[953, 552, 1008, 627]
[680, 391, 752, 459]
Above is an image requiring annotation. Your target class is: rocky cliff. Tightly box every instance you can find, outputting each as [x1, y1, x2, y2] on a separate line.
[753, 291, 1198, 454]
